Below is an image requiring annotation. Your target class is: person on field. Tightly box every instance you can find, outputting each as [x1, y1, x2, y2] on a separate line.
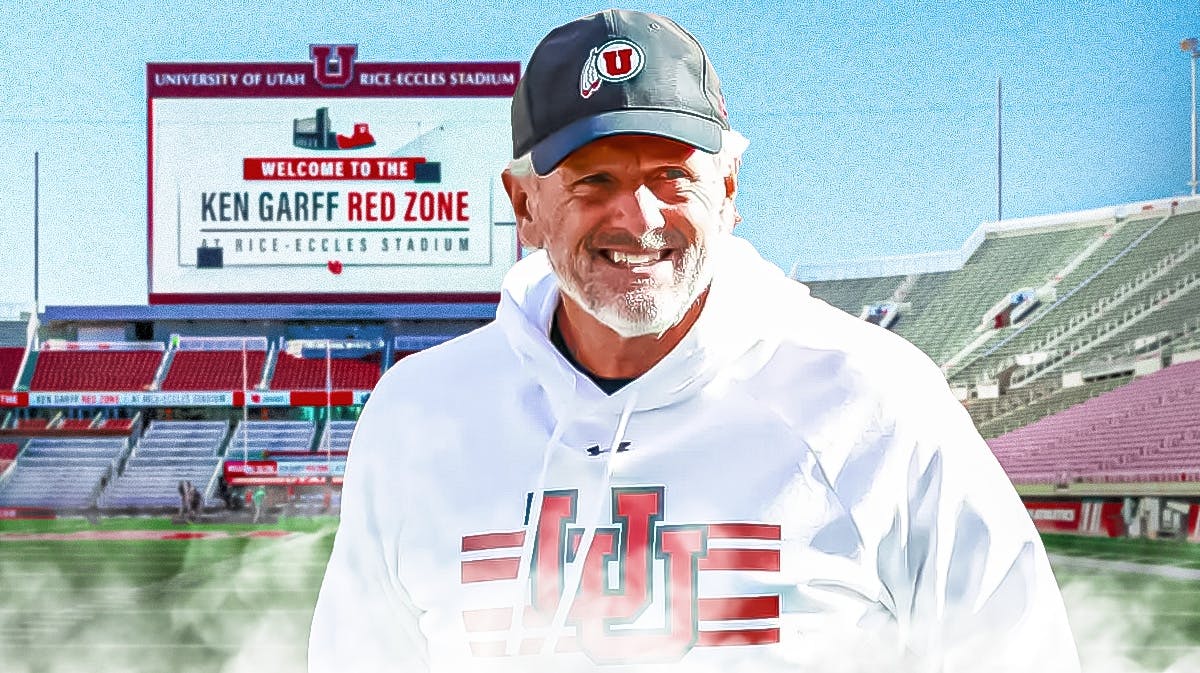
[311, 9, 1079, 673]
[252, 486, 266, 524]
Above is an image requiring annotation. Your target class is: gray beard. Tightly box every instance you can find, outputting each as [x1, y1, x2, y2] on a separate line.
[552, 242, 714, 339]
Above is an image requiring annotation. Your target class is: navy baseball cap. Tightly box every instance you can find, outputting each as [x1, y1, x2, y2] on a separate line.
[512, 9, 731, 175]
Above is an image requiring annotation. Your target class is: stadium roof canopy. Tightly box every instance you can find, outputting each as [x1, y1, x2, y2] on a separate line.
[40, 303, 497, 323]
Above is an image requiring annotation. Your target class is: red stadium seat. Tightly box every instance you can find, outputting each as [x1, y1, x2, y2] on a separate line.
[0, 347, 25, 390]
[269, 351, 382, 390]
[162, 350, 267, 390]
[989, 360, 1200, 483]
[98, 418, 135, 431]
[29, 351, 162, 391]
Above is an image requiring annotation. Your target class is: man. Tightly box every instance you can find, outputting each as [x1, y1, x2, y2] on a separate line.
[310, 9, 1079, 673]
[177, 479, 189, 520]
[252, 485, 266, 524]
[188, 480, 203, 522]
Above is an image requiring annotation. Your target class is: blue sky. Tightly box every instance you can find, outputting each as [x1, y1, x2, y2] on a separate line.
[0, 0, 1193, 307]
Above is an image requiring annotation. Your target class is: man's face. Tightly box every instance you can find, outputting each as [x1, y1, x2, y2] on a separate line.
[508, 135, 737, 337]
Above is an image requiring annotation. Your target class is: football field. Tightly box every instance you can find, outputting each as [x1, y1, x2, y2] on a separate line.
[0, 520, 1197, 673]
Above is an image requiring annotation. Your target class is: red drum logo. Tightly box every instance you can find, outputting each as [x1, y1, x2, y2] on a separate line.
[580, 39, 645, 99]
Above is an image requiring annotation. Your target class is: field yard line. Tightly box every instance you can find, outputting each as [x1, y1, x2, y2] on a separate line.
[1049, 553, 1200, 580]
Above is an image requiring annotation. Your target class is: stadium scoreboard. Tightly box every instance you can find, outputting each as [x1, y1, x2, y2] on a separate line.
[147, 46, 520, 304]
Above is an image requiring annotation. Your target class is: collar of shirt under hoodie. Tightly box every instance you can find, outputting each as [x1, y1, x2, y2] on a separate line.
[493, 234, 812, 658]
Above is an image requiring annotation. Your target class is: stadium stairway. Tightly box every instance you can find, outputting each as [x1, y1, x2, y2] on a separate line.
[314, 420, 356, 453]
[98, 420, 228, 511]
[14, 348, 37, 390]
[805, 275, 906, 316]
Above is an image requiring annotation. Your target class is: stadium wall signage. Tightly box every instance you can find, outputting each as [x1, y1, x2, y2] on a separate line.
[223, 459, 346, 483]
[147, 46, 521, 304]
[0, 390, 371, 408]
[0, 507, 56, 520]
[1025, 499, 1200, 540]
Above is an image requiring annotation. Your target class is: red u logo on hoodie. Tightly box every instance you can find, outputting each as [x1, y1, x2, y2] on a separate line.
[460, 486, 782, 664]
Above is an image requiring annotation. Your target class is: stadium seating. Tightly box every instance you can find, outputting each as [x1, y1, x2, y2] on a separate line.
[0, 437, 129, 509]
[953, 212, 1200, 384]
[161, 349, 267, 390]
[974, 376, 1130, 438]
[98, 417, 136, 432]
[313, 420, 356, 453]
[0, 347, 25, 390]
[1051, 216, 1161, 291]
[99, 420, 227, 511]
[14, 418, 51, 431]
[30, 350, 163, 391]
[0, 443, 18, 475]
[988, 360, 1200, 483]
[269, 351, 382, 390]
[1071, 282, 1200, 368]
[818, 227, 1104, 365]
[801, 225, 1099, 364]
[227, 420, 315, 454]
[58, 417, 96, 430]
[966, 379, 1062, 426]
[804, 275, 905, 315]
[159, 337, 269, 391]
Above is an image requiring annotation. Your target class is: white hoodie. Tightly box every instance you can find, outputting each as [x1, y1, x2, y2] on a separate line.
[309, 236, 1080, 673]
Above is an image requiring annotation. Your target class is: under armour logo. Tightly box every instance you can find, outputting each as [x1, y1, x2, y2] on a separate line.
[585, 441, 632, 456]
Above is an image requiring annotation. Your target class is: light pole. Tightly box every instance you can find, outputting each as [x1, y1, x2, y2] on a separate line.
[1184, 37, 1199, 196]
[33, 152, 39, 314]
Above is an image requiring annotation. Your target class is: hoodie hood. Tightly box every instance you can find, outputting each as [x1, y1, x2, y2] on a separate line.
[496, 234, 811, 416]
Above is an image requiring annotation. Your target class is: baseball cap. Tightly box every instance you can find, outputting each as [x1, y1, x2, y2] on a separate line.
[512, 9, 731, 175]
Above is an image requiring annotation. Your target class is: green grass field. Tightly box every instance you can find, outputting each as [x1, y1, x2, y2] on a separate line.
[0, 521, 1197, 673]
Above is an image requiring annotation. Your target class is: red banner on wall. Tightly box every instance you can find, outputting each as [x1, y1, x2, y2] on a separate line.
[0, 507, 56, 520]
[1024, 499, 1125, 537]
[1025, 501, 1082, 533]
[242, 157, 425, 180]
[2, 390, 372, 409]
[0, 393, 28, 408]
[148, 61, 519, 99]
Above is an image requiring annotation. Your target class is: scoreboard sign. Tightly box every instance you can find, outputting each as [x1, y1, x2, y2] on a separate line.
[148, 46, 521, 304]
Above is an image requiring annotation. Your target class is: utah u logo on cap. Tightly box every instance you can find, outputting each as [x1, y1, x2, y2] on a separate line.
[579, 39, 645, 98]
[310, 44, 358, 88]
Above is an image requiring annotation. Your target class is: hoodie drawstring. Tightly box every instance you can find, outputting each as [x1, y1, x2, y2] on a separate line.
[504, 416, 568, 656]
[540, 391, 638, 656]
[504, 391, 639, 657]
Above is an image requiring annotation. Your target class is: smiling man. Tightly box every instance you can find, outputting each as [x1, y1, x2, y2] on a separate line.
[309, 9, 1080, 673]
